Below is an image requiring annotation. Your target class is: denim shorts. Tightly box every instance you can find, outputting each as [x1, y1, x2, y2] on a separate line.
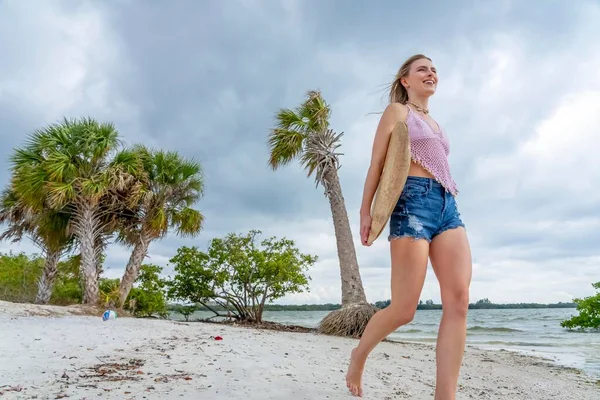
[389, 176, 465, 242]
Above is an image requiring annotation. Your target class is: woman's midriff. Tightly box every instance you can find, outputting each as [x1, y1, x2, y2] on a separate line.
[408, 161, 435, 179]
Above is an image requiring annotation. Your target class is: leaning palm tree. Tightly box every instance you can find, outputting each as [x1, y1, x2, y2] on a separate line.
[268, 90, 377, 337]
[0, 188, 73, 304]
[116, 145, 205, 307]
[9, 117, 142, 305]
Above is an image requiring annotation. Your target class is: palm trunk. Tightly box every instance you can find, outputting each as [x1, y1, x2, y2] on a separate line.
[324, 169, 367, 306]
[118, 233, 150, 307]
[34, 249, 61, 304]
[77, 201, 99, 305]
[94, 235, 106, 279]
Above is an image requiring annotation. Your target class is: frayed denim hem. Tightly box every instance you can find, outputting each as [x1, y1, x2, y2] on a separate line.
[432, 223, 466, 239]
[388, 233, 432, 243]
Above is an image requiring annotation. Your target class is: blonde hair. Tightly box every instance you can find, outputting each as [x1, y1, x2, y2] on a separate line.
[388, 54, 432, 104]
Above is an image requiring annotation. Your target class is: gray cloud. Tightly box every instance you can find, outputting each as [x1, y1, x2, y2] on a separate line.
[1, 0, 599, 305]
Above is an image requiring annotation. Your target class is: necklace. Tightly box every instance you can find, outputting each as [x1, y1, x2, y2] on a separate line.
[408, 101, 429, 114]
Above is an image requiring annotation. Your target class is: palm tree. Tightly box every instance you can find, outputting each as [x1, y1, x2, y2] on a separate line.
[9, 117, 142, 305]
[0, 188, 73, 304]
[268, 90, 377, 337]
[117, 146, 205, 307]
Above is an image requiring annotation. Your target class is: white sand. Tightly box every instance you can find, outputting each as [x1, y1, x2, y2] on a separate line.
[0, 301, 598, 399]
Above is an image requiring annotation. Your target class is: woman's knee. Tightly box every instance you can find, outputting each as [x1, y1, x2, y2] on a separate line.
[442, 290, 469, 318]
[386, 305, 416, 327]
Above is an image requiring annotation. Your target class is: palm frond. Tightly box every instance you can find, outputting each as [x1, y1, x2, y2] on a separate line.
[116, 146, 205, 242]
[9, 148, 43, 171]
[0, 186, 74, 253]
[44, 150, 74, 182]
[0, 188, 30, 242]
[46, 181, 76, 209]
[172, 207, 204, 237]
[36, 210, 75, 253]
[267, 89, 334, 173]
[298, 90, 331, 133]
[111, 149, 144, 177]
[267, 128, 305, 169]
[11, 167, 48, 211]
[301, 128, 344, 191]
[275, 108, 308, 133]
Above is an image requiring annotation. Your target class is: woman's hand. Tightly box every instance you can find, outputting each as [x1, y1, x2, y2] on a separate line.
[360, 213, 372, 246]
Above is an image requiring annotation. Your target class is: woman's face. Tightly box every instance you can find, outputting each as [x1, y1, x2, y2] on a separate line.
[403, 58, 438, 97]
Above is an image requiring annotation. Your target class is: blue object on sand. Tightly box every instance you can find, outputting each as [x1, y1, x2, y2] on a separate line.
[102, 310, 117, 321]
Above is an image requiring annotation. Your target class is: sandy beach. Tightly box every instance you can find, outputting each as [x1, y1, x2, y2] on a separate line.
[0, 301, 598, 400]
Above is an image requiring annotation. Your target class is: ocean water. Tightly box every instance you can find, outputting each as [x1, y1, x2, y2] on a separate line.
[174, 308, 600, 379]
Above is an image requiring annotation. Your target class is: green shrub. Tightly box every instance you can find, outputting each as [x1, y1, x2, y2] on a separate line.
[167, 230, 315, 323]
[0, 252, 44, 303]
[561, 282, 600, 330]
[125, 264, 168, 318]
[50, 255, 83, 305]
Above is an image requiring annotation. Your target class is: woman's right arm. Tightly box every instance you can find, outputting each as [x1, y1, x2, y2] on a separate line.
[359, 103, 408, 218]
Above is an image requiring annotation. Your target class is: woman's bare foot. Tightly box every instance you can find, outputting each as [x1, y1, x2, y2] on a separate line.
[345, 348, 365, 397]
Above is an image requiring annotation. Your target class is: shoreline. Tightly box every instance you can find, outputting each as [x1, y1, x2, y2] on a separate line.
[1, 301, 598, 399]
[199, 317, 592, 378]
[174, 308, 600, 380]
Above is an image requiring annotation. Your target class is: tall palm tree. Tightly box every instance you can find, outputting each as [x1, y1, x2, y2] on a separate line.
[9, 117, 142, 305]
[0, 188, 73, 304]
[268, 90, 377, 337]
[117, 146, 205, 307]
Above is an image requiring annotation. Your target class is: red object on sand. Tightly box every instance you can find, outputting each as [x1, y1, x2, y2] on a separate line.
[214, 336, 223, 340]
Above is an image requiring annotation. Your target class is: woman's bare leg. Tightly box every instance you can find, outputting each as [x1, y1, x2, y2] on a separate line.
[429, 227, 472, 400]
[346, 237, 430, 397]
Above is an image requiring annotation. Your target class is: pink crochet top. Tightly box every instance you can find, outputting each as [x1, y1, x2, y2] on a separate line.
[406, 107, 458, 195]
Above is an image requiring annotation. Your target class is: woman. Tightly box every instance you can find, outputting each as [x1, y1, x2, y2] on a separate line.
[346, 54, 472, 399]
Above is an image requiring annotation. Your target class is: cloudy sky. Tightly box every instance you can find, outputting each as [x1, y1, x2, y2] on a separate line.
[1, 0, 599, 305]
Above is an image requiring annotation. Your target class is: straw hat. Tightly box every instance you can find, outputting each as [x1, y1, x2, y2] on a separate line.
[367, 120, 411, 245]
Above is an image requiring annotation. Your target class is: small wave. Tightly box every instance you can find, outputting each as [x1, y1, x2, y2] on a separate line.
[477, 340, 556, 347]
[400, 329, 423, 333]
[388, 337, 437, 343]
[468, 326, 522, 333]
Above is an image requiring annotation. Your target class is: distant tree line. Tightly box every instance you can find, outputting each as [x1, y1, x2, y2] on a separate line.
[372, 297, 576, 310]
[166, 297, 576, 313]
[167, 302, 343, 313]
